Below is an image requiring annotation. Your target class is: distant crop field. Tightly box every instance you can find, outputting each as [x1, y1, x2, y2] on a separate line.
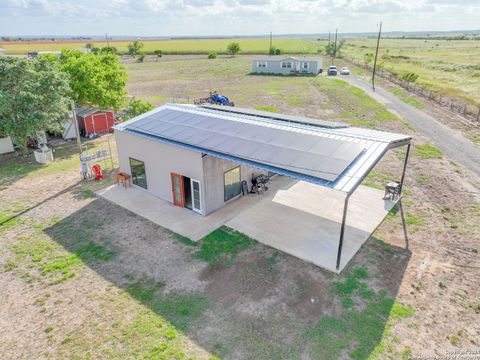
[342, 38, 480, 106]
[0, 38, 324, 55]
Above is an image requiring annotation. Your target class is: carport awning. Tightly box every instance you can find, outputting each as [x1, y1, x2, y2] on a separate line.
[115, 104, 411, 193]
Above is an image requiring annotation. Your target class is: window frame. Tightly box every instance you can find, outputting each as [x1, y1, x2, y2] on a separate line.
[257, 60, 268, 68]
[302, 62, 309, 69]
[281, 61, 293, 69]
[129, 157, 147, 189]
[223, 166, 241, 202]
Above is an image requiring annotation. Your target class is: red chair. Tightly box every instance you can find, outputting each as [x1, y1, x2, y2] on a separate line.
[92, 164, 104, 180]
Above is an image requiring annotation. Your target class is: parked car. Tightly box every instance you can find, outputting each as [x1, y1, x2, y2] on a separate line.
[340, 67, 350, 75]
[327, 65, 337, 76]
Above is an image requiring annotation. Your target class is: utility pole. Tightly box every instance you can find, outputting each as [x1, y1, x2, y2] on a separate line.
[328, 30, 331, 44]
[105, 33, 110, 47]
[332, 28, 338, 64]
[269, 31, 272, 54]
[71, 100, 82, 160]
[372, 21, 382, 91]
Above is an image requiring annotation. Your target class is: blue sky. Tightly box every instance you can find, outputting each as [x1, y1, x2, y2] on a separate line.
[0, 0, 479, 36]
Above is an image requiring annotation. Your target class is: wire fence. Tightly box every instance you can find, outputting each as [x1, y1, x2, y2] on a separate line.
[171, 96, 194, 104]
[344, 57, 480, 126]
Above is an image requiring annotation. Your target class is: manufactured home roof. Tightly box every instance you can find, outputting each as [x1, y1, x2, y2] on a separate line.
[115, 104, 411, 193]
[253, 55, 322, 62]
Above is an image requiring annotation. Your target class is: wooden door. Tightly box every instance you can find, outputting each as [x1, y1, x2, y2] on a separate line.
[171, 173, 184, 207]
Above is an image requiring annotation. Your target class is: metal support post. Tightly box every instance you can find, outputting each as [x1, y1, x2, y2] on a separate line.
[399, 143, 411, 196]
[336, 194, 350, 271]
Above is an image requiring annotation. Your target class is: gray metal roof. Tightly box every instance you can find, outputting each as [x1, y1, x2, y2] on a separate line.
[76, 107, 99, 117]
[115, 104, 411, 192]
[200, 105, 348, 129]
[253, 55, 322, 62]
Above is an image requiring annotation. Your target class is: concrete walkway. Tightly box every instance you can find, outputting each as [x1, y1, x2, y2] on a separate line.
[98, 176, 396, 273]
[343, 75, 480, 177]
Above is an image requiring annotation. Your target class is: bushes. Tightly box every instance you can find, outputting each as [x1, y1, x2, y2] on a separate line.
[227, 42, 241, 56]
[269, 46, 282, 55]
[208, 51, 217, 59]
[124, 98, 154, 120]
[153, 50, 163, 61]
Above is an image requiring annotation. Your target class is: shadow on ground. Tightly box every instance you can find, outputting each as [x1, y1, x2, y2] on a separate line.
[44, 197, 411, 360]
[0, 141, 80, 189]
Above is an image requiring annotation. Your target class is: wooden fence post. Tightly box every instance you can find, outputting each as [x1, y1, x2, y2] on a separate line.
[477, 107, 480, 122]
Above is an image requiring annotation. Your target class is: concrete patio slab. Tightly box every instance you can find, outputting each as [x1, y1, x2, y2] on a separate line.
[96, 181, 287, 241]
[97, 175, 396, 272]
[226, 180, 396, 272]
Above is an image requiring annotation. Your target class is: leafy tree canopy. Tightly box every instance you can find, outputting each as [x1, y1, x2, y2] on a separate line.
[128, 41, 144, 57]
[124, 99, 154, 120]
[227, 42, 241, 56]
[60, 49, 127, 110]
[0, 57, 71, 148]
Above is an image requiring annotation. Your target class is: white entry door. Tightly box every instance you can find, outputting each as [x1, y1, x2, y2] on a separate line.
[191, 179, 202, 213]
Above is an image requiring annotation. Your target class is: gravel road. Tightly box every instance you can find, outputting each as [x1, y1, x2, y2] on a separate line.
[342, 75, 480, 176]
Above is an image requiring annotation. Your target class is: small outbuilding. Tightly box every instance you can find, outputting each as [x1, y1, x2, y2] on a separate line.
[110, 104, 411, 272]
[252, 55, 323, 75]
[76, 107, 115, 137]
[0, 48, 5, 56]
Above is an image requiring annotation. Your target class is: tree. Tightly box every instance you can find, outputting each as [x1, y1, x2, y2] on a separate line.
[227, 42, 241, 56]
[364, 52, 374, 65]
[400, 72, 419, 89]
[153, 50, 163, 60]
[208, 51, 217, 59]
[324, 43, 335, 56]
[60, 49, 127, 110]
[124, 99, 154, 120]
[269, 46, 281, 55]
[85, 43, 94, 49]
[100, 46, 117, 54]
[128, 41, 144, 57]
[335, 39, 346, 57]
[0, 57, 70, 149]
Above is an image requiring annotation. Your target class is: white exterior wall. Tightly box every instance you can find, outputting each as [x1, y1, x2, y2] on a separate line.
[202, 155, 267, 215]
[252, 58, 323, 75]
[115, 130, 207, 214]
[115, 130, 269, 217]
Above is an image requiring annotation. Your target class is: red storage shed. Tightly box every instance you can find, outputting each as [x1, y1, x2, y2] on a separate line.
[77, 107, 115, 137]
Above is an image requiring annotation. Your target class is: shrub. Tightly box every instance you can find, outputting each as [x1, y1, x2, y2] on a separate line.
[208, 51, 217, 59]
[138, 53, 146, 62]
[153, 49, 163, 59]
[127, 40, 144, 57]
[227, 42, 241, 56]
[124, 98, 154, 120]
[269, 46, 282, 55]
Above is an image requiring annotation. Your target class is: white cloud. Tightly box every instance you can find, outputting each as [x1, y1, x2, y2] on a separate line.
[0, 0, 478, 36]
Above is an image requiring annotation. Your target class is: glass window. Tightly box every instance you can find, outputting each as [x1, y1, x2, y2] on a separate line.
[129, 158, 147, 189]
[192, 180, 201, 211]
[224, 166, 241, 201]
[302, 62, 309, 69]
[257, 61, 267, 68]
[281, 62, 292, 68]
